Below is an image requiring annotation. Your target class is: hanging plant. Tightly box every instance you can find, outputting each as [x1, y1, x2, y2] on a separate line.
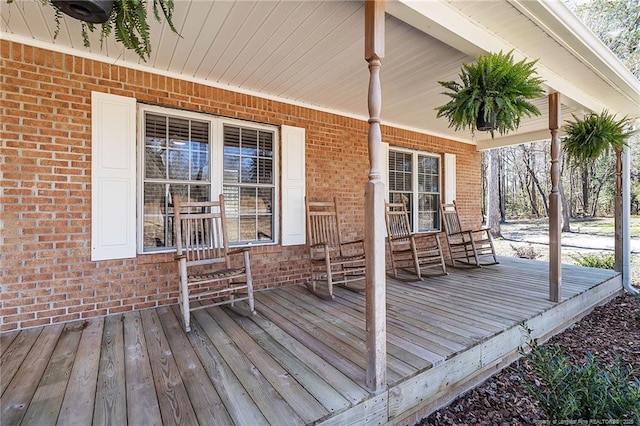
[435, 50, 545, 138]
[6, 0, 180, 61]
[563, 110, 637, 165]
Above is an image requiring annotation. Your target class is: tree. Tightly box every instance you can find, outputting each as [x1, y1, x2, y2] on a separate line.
[487, 148, 502, 237]
[567, 0, 640, 78]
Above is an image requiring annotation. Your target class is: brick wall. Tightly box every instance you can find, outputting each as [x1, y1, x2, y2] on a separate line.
[0, 41, 481, 331]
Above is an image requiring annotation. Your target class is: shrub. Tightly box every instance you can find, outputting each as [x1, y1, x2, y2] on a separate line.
[571, 253, 615, 269]
[519, 326, 640, 422]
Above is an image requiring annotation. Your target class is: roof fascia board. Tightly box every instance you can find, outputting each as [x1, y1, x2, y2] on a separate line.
[387, 0, 609, 114]
[510, 0, 640, 108]
[2, 32, 475, 146]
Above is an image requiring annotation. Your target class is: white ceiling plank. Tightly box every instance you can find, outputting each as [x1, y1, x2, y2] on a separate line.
[250, 1, 361, 93]
[165, 1, 215, 72]
[181, 0, 237, 77]
[216, 1, 285, 84]
[1, 1, 31, 37]
[198, 1, 258, 81]
[233, 1, 324, 89]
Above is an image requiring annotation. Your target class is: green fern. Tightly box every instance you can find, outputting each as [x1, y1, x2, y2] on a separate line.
[23, 0, 181, 61]
[435, 51, 544, 138]
[563, 110, 637, 167]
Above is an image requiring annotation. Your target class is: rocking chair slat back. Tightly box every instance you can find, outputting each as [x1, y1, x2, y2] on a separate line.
[173, 193, 255, 332]
[385, 200, 447, 280]
[385, 202, 412, 241]
[440, 201, 499, 268]
[304, 197, 366, 299]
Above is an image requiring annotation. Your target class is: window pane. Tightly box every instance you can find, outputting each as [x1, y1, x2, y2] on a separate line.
[241, 128, 258, 157]
[257, 188, 273, 213]
[418, 194, 439, 232]
[240, 187, 257, 214]
[258, 158, 273, 184]
[240, 216, 257, 241]
[145, 114, 167, 139]
[167, 148, 190, 180]
[389, 151, 412, 192]
[258, 216, 272, 241]
[418, 155, 439, 193]
[223, 187, 240, 242]
[224, 155, 241, 183]
[259, 132, 274, 157]
[145, 146, 166, 179]
[240, 158, 257, 184]
[143, 183, 169, 249]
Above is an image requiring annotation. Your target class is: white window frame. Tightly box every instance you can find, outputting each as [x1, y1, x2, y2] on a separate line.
[388, 147, 441, 233]
[136, 104, 279, 253]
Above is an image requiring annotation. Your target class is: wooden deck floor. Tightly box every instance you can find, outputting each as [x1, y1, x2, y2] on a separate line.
[1, 257, 621, 425]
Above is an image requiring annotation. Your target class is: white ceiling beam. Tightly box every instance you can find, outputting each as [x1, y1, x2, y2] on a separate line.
[475, 129, 562, 151]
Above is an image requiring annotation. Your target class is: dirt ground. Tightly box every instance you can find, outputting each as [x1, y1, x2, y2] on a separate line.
[416, 217, 640, 424]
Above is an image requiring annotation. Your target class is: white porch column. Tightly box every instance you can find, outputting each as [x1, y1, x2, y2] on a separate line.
[364, 0, 387, 393]
[615, 151, 622, 272]
[548, 93, 562, 302]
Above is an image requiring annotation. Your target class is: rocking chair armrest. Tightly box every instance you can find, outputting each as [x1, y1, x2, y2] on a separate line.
[388, 234, 409, 242]
[309, 242, 330, 249]
[341, 239, 364, 247]
[227, 247, 250, 256]
[447, 229, 473, 237]
[411, 232, 438, 241]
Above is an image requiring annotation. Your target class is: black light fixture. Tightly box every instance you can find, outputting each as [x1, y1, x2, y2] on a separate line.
[51, 0, 114, 24]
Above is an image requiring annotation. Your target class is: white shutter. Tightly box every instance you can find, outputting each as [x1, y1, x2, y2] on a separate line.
[91, 92, 137, 261]
[444, 153, 456, 204]
[281, 125, 306, 246]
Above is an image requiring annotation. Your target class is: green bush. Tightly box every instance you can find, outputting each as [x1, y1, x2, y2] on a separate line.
[519, 326, 640, 422]
[571, 253, 616, 269]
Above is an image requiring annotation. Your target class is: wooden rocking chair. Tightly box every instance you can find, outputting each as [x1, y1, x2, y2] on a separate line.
[385, 201, 447, 280]
[305, 197, 366, 299]
[173, 194, 255, 332]
[440, 201, 499, 268]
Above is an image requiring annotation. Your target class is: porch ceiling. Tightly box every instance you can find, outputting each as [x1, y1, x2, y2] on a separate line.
[2, 0, 638, 149]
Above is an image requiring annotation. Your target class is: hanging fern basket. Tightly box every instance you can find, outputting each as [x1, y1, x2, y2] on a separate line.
[8, 0, 182, 61]
[435, 50, 545, 138]
[562, 110, 637, 165]
[52, 0, 113, 24]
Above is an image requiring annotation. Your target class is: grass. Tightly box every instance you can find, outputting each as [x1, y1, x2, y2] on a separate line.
[501, 216, 640, 236]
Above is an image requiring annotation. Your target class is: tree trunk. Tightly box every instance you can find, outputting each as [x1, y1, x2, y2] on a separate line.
[581, 167, 589, 216]
[488, 148, 502, 237]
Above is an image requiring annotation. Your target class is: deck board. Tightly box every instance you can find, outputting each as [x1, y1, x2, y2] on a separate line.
[93, 315, 126, 426]
[0, 324, 63, 425]
[0, 257, 620, 425]
[123, 311, 163, 425]
[57, 319, 103, 426]
[21, 323, 83, 426]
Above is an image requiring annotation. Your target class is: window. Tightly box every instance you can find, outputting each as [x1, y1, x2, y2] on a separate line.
[139, 106, 277, 252]
[388, 148, 441, 232]
[222, 125, 274, 243]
